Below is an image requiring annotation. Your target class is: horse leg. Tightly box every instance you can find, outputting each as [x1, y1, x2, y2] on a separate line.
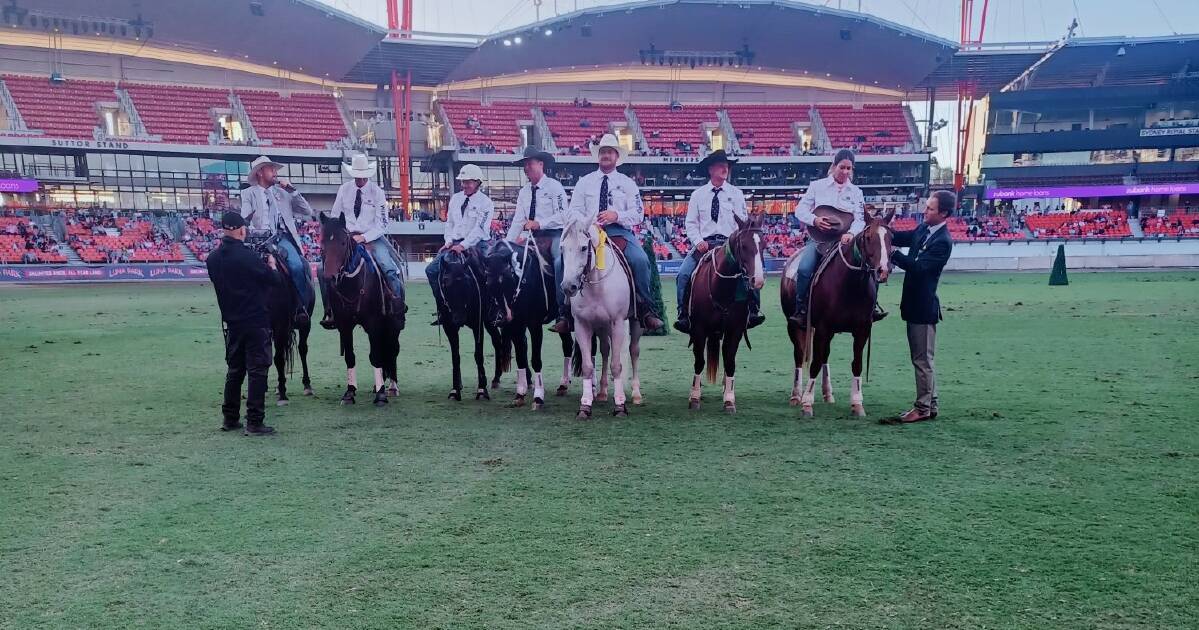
[822, 364, 835, 404]
[596, 332, 610, 403]
[788, 322, 804, 406]
[510, 329, 529, 407]
[557, 332, 573, 396]
[850, 328, 868, 417]
[529, 324, 546, 410]
[446, 325, 462, 401]
[610, 321, 628, 417]
[299, 322, 314, 396]
[628, 321, 643, 405]
[575, 321, 595, 420]
[474, 324, 490, 400]
[488, 324, 505, 390]
[689, 334, 704, 410]
[340, 326, 357, 405]
[800, 330, 823, 418]
[722, 329, 742, 414]
[273, 329, 289, 406]
[368, 334, 388, 407]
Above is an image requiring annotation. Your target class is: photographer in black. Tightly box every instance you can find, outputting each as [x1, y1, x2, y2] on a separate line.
[206, 211, 280, 436]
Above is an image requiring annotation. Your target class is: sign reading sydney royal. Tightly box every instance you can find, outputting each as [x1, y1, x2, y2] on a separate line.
[985, 182, 1199, 200]
[1139, 126, 1199, 137]
[0, 178, 38, 193]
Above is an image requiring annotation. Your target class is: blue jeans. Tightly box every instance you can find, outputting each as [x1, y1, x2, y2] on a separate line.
[603, 225, 654, 311]
[793, 243, 820, 311]
[369, 238, 405, 302]
[676, 249, 700, 315]
[276, 236, 312, 306]
[533, 230, 567, 317]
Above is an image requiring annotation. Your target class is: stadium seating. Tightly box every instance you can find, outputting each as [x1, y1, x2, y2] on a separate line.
[634, 105, 721, 155]
[125, 83, 230, 144]
[3, 75, 115, 139]
[441, 100, 531, 153]
[540, 102, 628, 154]
[1025, 211, 1131, 239]
[816, 104, 913, 153]
[236, 90, 348, 149]
[65, 214, 183, 263]
[725, 105, 810, 154]
[1141, 211, 1199, 238]
[0, 216, 66, 263]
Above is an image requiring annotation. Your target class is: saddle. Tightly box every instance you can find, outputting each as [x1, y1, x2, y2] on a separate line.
[594, 232, 638, 320]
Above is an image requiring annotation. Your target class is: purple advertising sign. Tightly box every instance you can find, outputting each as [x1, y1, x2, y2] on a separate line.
[0, 264, 209, 283]
[0, 178, 38, 193]
[985, 182, 1199, 200]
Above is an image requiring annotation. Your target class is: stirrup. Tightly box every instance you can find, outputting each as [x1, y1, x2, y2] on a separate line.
[319, 313, 337, 330]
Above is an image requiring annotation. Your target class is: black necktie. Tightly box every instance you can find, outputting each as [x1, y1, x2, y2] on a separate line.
[599, 175, 609, 213]
[461, 194, 471, 215]
[529, 185, 538, 221]
[353, 188, 362, 219]
[914, 226, 929, 255]
[710, 187, 722, 223]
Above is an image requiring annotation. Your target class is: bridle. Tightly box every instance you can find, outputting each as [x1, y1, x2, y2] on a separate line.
[838, 227, 889, 284]
[709, 229, 760, 280]
[325, 234, 368, 317]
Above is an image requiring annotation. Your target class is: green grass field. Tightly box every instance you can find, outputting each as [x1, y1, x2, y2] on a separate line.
[1, 271, 1197, 629]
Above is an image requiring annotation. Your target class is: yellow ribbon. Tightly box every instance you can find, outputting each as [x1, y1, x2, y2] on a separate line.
[595, 227, 608, 270]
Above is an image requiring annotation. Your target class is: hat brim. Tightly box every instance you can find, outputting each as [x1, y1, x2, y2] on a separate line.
[590, 143, 627, 164]
[513, 152, 555, 167]
[344, 162, 377, 178]
[696, 153, 738, 175]
[246, 160, 285, 182]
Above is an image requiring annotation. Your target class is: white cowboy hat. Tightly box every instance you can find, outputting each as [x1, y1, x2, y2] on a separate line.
[590, 133, 628, 164]
[343, 153, 376, 179]
[246, 155, 284, 183]
[456, 163, 485, 182]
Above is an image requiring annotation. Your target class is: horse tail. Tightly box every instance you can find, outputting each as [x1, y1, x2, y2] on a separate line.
[571, 340, 583, 378]
[705, 337, 720, 385]
[497, 330, 513, 374]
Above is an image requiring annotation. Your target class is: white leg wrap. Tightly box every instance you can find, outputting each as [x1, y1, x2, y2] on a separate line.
[374, 367, 384, 392]
[851, 376, 863, 405]
[691, 374, 702, 399]
[347, 367, 357, 388]
[821, 365, 833, 393]
[533, 372, 545, 399]
[562, 357, 573, 386]
[802, 378, 817, 404]
[581, 378, 594, 406]
[516, 368, 528, 395]
[723, 375, 735, 404]
[792, 367, 803, 399]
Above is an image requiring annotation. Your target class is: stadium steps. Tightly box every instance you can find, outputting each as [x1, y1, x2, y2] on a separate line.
[60, 244, 84, 265]
[180, 245, 201, 264]
[1129, 217, 1145, 238]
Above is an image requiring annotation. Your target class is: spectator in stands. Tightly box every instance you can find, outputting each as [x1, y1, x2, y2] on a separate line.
[508, 148, 571, 330]
[319, 154, 407, 331]
[559, 133, 665, 332]
[426, 164, 496, 325]
[239, 156, 317, 326]
[673, 150, 764, 334]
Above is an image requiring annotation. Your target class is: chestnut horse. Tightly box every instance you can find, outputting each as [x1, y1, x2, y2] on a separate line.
[781, 210, 894, 417]
[682, 214, 765, 413]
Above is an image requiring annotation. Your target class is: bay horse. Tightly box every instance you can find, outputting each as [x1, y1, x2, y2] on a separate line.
[781, 210, 894, 417]
[481, 238, 574, 410]
[251, 234, 313, 406]
[431, 245, 508, 401]
[319, 213, 402, 407]
[682, 214, 766, 413]
[560, 218, 643, 420]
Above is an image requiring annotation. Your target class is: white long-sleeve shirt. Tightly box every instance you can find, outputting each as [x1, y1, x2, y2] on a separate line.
[569, 169, 644, 229]
[507, 176, 569, 242]
[240, 184, 315, 244]
[445, 190, 495, 248]
[685, 181, 748, 244]
[793, 175, 866, 235]
[326, 180, 390, 242]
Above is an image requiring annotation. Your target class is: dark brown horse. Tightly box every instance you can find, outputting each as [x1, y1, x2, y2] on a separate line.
[319, 214, 402, 407]
[682, 214, 765, 413]
[781, 210, 894, 417]
[251, 234, 314, 406]
[432, 246, 508, 401]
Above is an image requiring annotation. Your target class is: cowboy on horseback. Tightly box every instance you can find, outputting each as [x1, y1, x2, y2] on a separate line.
[426, 163, 495, 325]
[509, 147, 569, 326]
[553, 133, 665, 333]
[318, 153, 407, 331]
[673, 150, 766, 334]
[787, 148, 887, 327]
[240, 155, 316, 326]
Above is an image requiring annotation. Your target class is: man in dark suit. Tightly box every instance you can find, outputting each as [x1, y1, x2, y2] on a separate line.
[887, 190, 956, 424]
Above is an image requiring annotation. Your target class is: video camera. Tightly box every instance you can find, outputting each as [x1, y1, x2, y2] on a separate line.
[245, 229, 282, 263]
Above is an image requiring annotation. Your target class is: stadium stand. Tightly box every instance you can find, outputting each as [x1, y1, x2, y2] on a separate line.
[1141, 210, 1199, 238]
[540, 102, 628, 154]
[64, 212, 183, 263]
[124, 84, 230, 144]
[236, 90, 348, 149]
[816, 104, 913, 154]
[2, 75, 115, 139]
[0, 216, 66, 263]
[635, 105, 721, 155]
[725, 105, 810, 155]
[1025, 211, 1131, 239]
[441, 100, 530, 153]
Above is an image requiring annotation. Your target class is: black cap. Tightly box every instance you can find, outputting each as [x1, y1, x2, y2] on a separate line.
[220, 211, 246, 230]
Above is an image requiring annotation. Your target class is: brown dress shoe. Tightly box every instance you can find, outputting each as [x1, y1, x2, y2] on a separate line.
[898, 408, 935, 423]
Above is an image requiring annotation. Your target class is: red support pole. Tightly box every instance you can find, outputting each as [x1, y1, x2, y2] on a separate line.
[400, 71, 412, 216]
[386, 0, 399, 32]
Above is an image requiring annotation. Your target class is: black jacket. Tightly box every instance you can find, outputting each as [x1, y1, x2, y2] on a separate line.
[206, 236, 279, 328]
[891, 223, 952, 325]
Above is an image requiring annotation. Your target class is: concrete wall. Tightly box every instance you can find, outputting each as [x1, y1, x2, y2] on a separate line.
[944, 239, 1199, 271]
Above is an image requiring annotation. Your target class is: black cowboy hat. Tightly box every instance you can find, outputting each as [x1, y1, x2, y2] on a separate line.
[695, 150, 738, 176]
[513, 147, 556, 167]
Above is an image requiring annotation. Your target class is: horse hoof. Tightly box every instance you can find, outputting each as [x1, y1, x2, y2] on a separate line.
[576, 406, 592, 421]
[613, 404, 628, 418]
[801, 405, 814, 418]
[510, 395, 526, 408]
[824, 395, 836, 404]
[374, 397, 388, 408]
[851, 404, 866, 417]
[341, 397, 355, 406]
[533, 398, 545, 411]
[491, 380, 500, 390]
[688, 398, 701, 410]
[724, 402, 737, 414]
[476, 389, 490, 401]
[388, 386, 399, 397]
[789, 397, 801, 407]
[556, 385, 569, 397]
[596, 393, 608, 402]
[448, 391, 462, 401]
[276, 398, 289, 407]
[632, 395, 643, 406]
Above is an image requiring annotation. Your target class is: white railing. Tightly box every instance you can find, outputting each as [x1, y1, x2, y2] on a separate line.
[532, 107, 558, 153]
[229, 94, 261, 145]
[0, 80, 29, 131]
[716, 109, 742, 154]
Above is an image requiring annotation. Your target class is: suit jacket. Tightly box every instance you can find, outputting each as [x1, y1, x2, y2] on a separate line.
[240, 184, 315, 246]
[891, 223, 952, 325]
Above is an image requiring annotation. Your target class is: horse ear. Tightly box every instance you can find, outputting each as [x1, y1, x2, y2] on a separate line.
[337, 213, 347, 228]
[734, 214, 747, 231]
[883, 208, 896, 225]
